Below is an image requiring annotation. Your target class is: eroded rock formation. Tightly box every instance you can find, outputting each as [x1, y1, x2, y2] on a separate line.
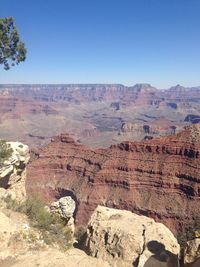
[0, 141, 30, 200]
[50, 196, 76, 219]
[26, 125, 200, 233]
[84, 206, 180, 267]
[0, 83, 200, 148]
[120, 117, 183, 139]
[184, 238, 200, 266]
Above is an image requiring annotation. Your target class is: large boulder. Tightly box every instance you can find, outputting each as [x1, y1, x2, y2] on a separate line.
[50, 196, 76, 219]
[84, 206, 180, 267]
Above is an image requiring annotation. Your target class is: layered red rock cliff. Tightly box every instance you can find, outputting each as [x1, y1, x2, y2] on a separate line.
[26, 125, 200, 233]
[0, 95, 57, 120]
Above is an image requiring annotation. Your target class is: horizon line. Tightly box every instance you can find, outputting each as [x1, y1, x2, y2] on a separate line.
[0, 83, 199, 90]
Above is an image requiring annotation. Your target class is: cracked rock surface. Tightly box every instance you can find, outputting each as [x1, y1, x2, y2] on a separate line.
[50, 196, 76, 219]
[84, 206, 180, 267]
[184, 238, 200, 265]
[6, 248, 111, 267]
[0, 141, 30, 201]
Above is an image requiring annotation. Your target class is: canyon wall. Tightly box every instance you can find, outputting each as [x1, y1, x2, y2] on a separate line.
[1, 83, 200, 104]
[0, 83, 200, 148]
[26, 125, 200, 234]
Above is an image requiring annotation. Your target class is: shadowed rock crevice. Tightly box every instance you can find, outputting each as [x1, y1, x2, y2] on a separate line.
[143, 241, 179, 267]
[133, 226, 146, 267]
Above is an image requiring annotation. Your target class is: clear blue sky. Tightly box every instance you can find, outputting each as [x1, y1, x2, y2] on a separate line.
[1, 0, 200, 88]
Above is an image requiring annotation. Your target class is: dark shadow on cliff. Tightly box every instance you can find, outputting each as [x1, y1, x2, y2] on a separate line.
[133, 240, 179, 267]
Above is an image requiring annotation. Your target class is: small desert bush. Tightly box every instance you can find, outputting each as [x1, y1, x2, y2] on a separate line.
[0, 140, 13, 164]
[24, 195, 53, 230]
[42, 223, 72, 250]
[4, 195, 22, 211]
[177, 215, 200, 248]
[4, 194, 73, 249]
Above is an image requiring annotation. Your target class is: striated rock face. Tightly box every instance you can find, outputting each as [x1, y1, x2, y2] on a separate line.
[26, 125, 200, 233]
[0, 96, 58, 120]
[0, 141, 30, 200]
[1, 83, 200, 106]
[84, 206, 180, 267]
[121, 117, 183, 139]
[3, 83, 200, 104]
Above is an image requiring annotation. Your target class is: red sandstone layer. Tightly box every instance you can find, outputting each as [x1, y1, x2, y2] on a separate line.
[26, 125, 200, 233]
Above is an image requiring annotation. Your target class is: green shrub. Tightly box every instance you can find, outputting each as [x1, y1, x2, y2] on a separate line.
[3, 195, 22, 211]
[177, 215, 200, 247]
[43, 223, 72, 250]
[0, 140, 13, 164]
[22, 195, 56, 231]
[35, 207, 53, 230]
[4, 194, 73, 249]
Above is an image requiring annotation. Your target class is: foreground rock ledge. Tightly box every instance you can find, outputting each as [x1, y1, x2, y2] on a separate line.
[84, 206, 180, 267]
[0, 248, 111, 267]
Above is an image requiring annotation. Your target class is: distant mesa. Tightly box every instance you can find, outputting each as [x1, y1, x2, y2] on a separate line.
[169, 84, 186, 91]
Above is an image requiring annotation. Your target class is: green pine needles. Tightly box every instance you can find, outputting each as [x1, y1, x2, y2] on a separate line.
[0, 140, 13, 164]
[0, 17, 26, 70]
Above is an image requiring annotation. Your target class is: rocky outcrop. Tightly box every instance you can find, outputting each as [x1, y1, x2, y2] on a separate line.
[50, 196, 76, 219]
[49, 196, 76, 236]
[84, 206, 200, 267]
[164, 84, 200, 103]
[84, 206, 180, 267]
[0, 211, 17, 260]
[0, 210, 46, 261]
[0, 208, 111, 267]
[26, 124, 200, 234]
[0, 141, 30, 200]
[121, 117, 183, 139]
[184, 238, 200, 265]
